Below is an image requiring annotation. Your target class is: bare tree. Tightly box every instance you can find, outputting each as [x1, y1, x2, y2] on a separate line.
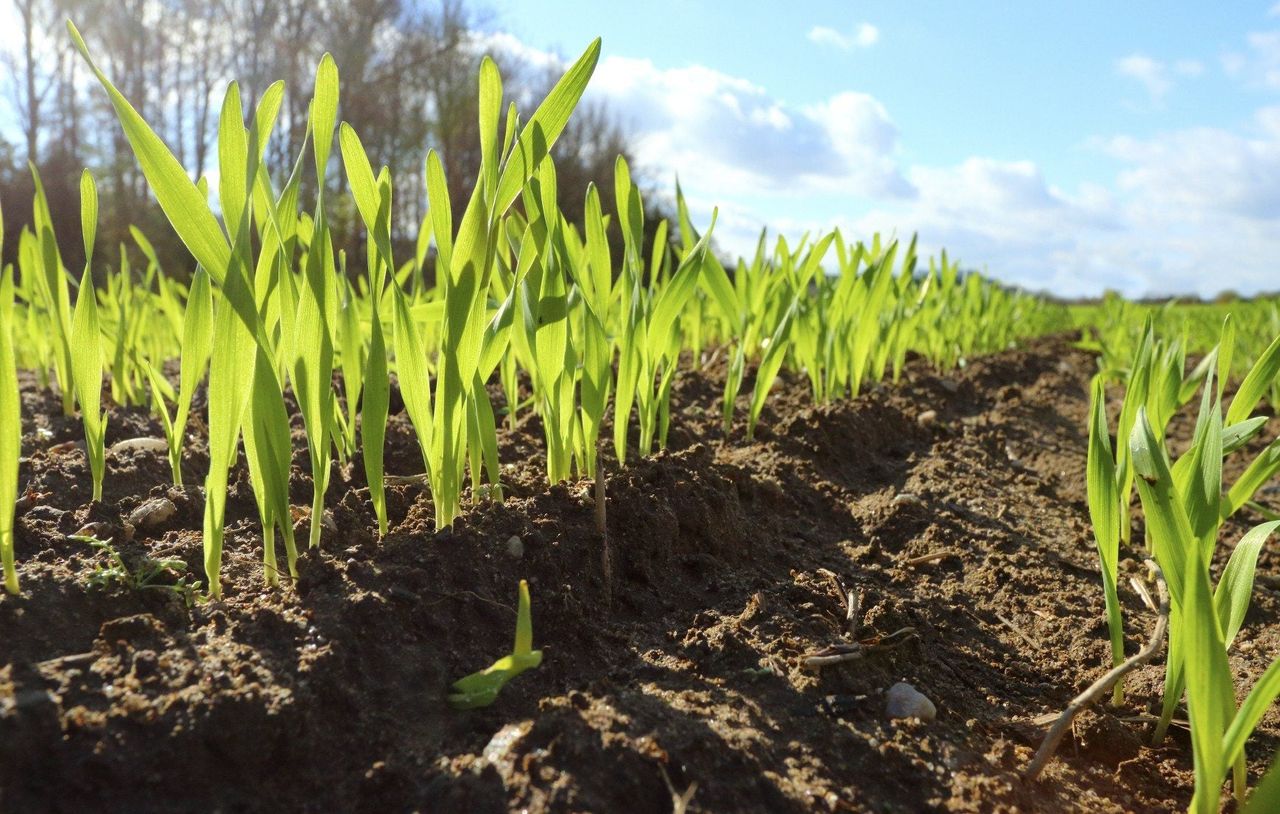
[0, 0, 663, 278]
[4, 0, 66, 165]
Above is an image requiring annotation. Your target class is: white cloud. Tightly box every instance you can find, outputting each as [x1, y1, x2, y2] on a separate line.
[1222, 51, 1247, 77]
[698, 118, 1280, 299]
[1248, 31, 1280, 87]
[839, 117, 1280, 298]
[470, 30, 565, 74]
[807, 23, 879, 51]
[1173, 58, 1204, 77]
[472, 32, 907, 203]
[590, 55, 913, 199]
[1116, 54, 1173, 101]
[837, 161, 1133, 298]
[1219, 30, 1280, 89]
[1100, 112, 1280, 220]
[480, 30, 1280, 298]
[1116, 53, 1205, 105]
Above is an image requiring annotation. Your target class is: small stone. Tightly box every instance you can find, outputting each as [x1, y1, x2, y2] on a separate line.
[939, 379, 960, 393]
[885, 682, 936, 721]
[891, 493, 924, 508]
[109, 437, 168, 456]
[482, 721, 533, 781]
[14, 689, 56, 710]
[71, 522, 112, 541]
[127, 497, 178, 530]
[506, 535, 524, 559]
[24, 505, 62, 522]
[917, 410, 938, 429]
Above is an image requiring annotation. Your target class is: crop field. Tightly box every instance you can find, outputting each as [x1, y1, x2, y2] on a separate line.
[4, 14, 1280, 814]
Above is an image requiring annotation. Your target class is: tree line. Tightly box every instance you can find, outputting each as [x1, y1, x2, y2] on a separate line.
[1, 0, 661, 281]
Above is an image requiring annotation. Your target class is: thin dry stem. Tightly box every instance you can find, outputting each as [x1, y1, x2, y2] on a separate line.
[801, 627, 918, 670]
[994, 611, 1040, 652]
[905, 549, 958, 567]
[847, 588, 863, 638]
[1023, 559, 1169, 783]
[596, 459, 611, 608]
[1129, 574, 1157, 612]
[659, 764, 698, 814]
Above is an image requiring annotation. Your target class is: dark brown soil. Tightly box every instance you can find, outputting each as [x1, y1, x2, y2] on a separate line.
[3, 335, 1278, 813]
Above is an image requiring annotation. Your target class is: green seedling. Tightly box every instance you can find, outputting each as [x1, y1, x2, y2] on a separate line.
[448, 579, 543, 709]
[0, 218, 20, 594]
[71, 171, 106, 503]
[77, 535, 199, 606]
[1131, 399, 1280, 812]
[144, 267, 213, 486]
[1086, 375, 1126, 703]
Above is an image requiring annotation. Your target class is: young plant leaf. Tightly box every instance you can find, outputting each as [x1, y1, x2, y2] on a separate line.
[0, 263, 20, 594]
[448, 580, 543, 709]
[1086, 376, 1126, 699]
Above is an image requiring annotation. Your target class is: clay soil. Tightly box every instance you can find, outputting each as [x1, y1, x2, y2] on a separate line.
[2, 335, 1279, 813]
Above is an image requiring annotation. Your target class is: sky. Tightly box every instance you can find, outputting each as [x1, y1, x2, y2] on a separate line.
[485, 0, 1280, 298]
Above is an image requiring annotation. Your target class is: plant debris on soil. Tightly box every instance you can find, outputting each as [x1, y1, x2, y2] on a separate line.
[2, 334, 1278, 813]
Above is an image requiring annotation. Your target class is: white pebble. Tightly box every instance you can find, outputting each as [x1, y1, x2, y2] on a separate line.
[109, 437, 168, 456]
[885, 682, 936, 721]
[917, 410, 938, 429]
[482, 721, 532, 780]
[506, 535, 524, 559]
[127, 497, 178, 529]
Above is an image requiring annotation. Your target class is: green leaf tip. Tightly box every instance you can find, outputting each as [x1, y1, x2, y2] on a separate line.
[448, 579, 543, 710]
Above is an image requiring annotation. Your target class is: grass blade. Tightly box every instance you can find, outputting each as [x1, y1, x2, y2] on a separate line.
[1087, 376, 1126, 700]
[0, 262, 21, 594]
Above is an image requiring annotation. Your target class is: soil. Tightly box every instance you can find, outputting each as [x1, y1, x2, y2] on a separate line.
[2, 334, 1279, 813]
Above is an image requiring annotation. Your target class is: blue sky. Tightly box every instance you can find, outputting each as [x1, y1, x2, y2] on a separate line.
[486, 1, 1280, 297]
